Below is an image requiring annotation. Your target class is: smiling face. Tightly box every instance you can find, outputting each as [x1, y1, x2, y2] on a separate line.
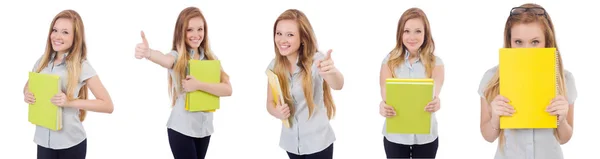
[510, 22, 546, 48]
[274, 19, 301, 57]
[185, 17, 205, 49]
[50, 18, 74, 53]
[402, 18, 425, 54]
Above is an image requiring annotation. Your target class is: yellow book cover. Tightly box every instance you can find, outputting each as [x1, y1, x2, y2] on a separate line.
[28, 72, 62, 131]
[385, 78, 434, 134]
[266, 70, 291, 128]
[185, 60, 221, 112]
[499, 48, 557, 129]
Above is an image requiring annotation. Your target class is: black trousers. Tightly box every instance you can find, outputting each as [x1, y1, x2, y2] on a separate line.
[384, 137, 439, 159]
[37, 139, 87, 159]
[168, 128, 211, 159]
[287, 144, 334, 159]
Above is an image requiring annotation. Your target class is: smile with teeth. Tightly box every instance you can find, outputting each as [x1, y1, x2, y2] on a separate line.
[189, 39, 200, 43]
[279, 44, 290, 49]
[53, 40, 63, 45]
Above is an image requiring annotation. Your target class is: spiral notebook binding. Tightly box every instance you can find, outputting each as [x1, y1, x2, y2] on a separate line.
[555, 49, 559, 96]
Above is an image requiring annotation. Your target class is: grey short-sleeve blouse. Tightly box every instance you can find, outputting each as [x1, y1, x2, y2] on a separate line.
[380, 52, 444, 145]
[478, 66, 578, 159]
[32, 52, 97, 149]
[266, 52, 336, 155]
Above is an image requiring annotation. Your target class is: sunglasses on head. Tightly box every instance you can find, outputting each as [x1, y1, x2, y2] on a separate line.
[510, 7, 547, 17]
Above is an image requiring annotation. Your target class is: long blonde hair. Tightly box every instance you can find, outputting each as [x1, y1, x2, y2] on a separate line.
[167, 6, 229, 106]
[34, 10, 88, 121]
[272, 9, 336, 120]
[483, 3, 567, 151]
[387, 8, 436, 78]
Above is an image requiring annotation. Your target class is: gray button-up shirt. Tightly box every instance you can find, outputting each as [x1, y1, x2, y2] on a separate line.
[266, 52, 336, 155]
[478, 66, 578, 159]
[31, 52, 97, 149]
[166, 49, 215, 138]
[381, 53, 443, 145]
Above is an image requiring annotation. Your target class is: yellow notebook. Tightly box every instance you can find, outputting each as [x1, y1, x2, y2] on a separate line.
[499, 48, 558, 129]
[28, 72, 62, 131]
[385, 78, 434, 134]
[266, 70, 291, 128]
[185, 60, 221, 112]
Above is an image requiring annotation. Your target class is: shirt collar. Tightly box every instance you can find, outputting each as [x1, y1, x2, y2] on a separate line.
[404, 50, 421, 62]
[50, 52, 70, 66]
[188, 47, 205, 60]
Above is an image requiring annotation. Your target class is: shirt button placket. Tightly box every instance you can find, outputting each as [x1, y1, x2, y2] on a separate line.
[526, 130, 534, 159]
[290, 74, 301, 154]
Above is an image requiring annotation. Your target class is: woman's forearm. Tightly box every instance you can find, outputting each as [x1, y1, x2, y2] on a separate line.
[481, 115, 501, 142]
[67, 99, 114, 114]
[197, 83, 232, 97]
[323, 70, 344, 90]
[556, 119, 573, 144]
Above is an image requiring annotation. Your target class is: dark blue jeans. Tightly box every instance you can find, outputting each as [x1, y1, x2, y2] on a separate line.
[168, 128, 211, 159]
[37, 139, 87, 159]
[384, 137, 439, 159]
[287, 144, 334, 159]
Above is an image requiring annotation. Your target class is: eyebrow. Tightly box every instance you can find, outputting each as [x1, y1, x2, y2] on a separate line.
[276, 30, 296, 34]
[53, 27, 69, 31]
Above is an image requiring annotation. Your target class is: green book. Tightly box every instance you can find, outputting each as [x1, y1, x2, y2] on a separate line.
[385, 78, 434, 134]
[28, 72, 62, 131]
[185, 60, 221, 112]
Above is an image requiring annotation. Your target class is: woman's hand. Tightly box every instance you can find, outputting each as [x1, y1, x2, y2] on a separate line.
[24, 90, 35, 104]
[379, 101, 396, 117]
[490, 95, 514, 117]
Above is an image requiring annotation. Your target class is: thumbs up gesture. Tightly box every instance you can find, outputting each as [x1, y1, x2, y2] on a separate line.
[317, 49, 337, 76]
[135, 31, 151, 59]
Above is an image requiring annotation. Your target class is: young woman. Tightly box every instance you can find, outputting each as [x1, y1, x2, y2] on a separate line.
[23, 10, 114, 159]
[478, 3, 577, 159]
[378, 8, 445, 159]
[265, 9, 344, 159]
[134, 6, 232, 159]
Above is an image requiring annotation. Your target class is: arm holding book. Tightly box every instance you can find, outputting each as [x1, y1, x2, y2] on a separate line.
[266, 81, 290, 120]
[23, 82, 35, 104]
[425, 60, 445, 113]
[51, 75, 114, 114]
[379, 62, 396, 117]
[182, 67, 232, 97]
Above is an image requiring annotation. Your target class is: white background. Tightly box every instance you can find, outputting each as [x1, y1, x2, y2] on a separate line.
[1, 0, 598, 158]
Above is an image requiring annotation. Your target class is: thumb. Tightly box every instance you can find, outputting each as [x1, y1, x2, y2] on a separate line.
[141, 31, 149, 46]
[325, 49, 333, 60]
[315, 60, 321, 68]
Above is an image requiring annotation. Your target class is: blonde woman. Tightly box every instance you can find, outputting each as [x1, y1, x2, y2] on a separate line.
[378, 8, 445, 159]
[478, 3, 577, 159]
[134, 6, 232, 159]
[266, 9, 344, 159]
[23, 10, 114, 159]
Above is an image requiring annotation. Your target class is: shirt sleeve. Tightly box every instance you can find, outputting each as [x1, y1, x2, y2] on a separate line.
[564, 70, 578, 105]
[31, 56, 43, 72]
[79, 60, 97, 83]
[435, 56, 444, 66]
[478, 67, 497, 99]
